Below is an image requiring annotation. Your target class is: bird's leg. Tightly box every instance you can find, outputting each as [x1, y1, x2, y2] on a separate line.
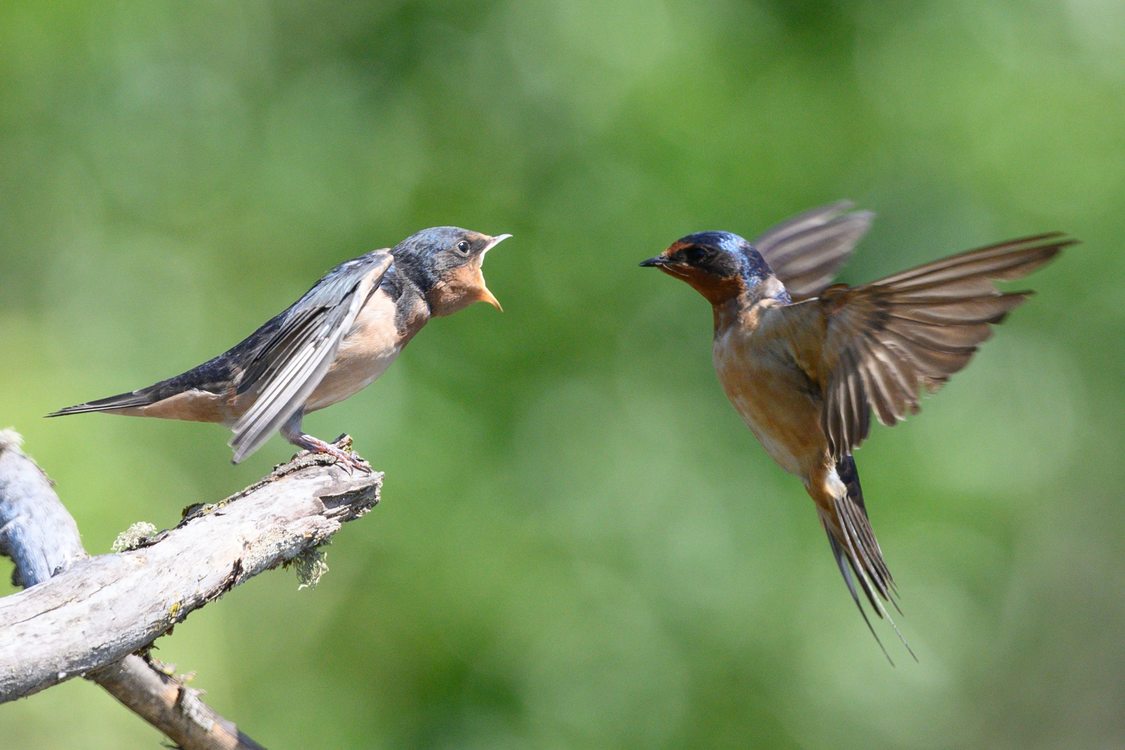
[280, 412, 371, 474]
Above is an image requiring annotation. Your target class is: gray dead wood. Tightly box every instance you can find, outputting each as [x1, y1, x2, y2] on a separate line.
[0, 429, 381, 749]
[0, 431, 85, 587]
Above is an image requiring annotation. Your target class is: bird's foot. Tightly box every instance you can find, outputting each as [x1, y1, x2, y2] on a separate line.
[291, 434, 372, 474]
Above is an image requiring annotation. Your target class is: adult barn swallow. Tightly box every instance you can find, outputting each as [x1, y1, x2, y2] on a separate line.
[49, 227, 510, 470]
[641, 202, 1072, 657]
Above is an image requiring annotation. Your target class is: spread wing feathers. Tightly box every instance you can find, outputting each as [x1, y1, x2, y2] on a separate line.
[228, 251, 393, 462]
[811, 232, 1072, 458]
[751, 200, 874, 300]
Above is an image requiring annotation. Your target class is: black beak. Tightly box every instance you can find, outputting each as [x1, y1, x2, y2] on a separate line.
[639, 257, 667, 268]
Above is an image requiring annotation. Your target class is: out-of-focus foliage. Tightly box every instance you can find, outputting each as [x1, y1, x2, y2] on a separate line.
[2, 1, 1121, 747]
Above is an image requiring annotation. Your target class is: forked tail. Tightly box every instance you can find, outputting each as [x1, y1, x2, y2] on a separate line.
[823, 455, 916, 663]
[46, 355, 236, 419]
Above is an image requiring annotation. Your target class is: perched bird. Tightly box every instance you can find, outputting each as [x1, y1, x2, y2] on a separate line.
[49, 226, 510, 470]
[641, 202, 1072, 658]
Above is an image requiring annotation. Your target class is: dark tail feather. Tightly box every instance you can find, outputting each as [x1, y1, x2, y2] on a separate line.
[46, 391, 156, 417]
[826, 455, 917, 662]
[825, 529, 893, 664]
[836, 456, 901, 609]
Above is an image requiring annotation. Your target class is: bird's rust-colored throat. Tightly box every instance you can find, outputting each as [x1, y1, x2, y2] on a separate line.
[650, 260, 747, 306]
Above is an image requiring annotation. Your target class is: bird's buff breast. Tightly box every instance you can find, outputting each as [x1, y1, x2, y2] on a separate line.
[713, 330, 825, 478]
[303, 292, 405, 413]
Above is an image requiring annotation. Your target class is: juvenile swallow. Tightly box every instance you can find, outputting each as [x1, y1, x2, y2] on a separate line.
[641, 201, 1072, 658]
[49, 227, 510, 470]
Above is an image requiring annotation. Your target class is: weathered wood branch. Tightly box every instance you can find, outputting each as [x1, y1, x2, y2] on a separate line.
[0, 429, 381, 749]
[91, 655, 267, 750]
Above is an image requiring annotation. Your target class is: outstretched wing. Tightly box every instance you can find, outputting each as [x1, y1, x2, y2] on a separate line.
[229, 250, 393, 462]
[751, 200, 874, 300]
[785, 233, 1073, 459]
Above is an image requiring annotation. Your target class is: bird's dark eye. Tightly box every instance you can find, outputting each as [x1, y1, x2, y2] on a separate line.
[682, 246, 708, 264]
[455, 240, 472, 255]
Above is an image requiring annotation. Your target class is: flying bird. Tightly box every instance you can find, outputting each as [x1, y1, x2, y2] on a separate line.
[641, 202, 1072, 658]
[49, 226, 510, 470]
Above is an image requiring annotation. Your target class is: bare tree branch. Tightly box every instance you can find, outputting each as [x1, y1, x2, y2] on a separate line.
[0, 429, 381, 749]
[92, 655, 268, 750]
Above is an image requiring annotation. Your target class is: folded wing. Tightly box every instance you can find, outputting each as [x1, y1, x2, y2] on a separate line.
[229, 251, 393, 462]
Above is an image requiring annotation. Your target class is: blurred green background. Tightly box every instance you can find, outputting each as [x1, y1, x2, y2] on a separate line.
[2, 1, 1122, 748]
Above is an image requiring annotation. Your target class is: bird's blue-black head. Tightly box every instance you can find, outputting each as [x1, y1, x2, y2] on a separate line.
[640, 231, 784, 305]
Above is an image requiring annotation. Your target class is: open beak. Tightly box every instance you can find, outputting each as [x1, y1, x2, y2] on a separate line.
[478, 286, 503, 311]
[482, 233, 512, 256]
[479, 233, 511, 311]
